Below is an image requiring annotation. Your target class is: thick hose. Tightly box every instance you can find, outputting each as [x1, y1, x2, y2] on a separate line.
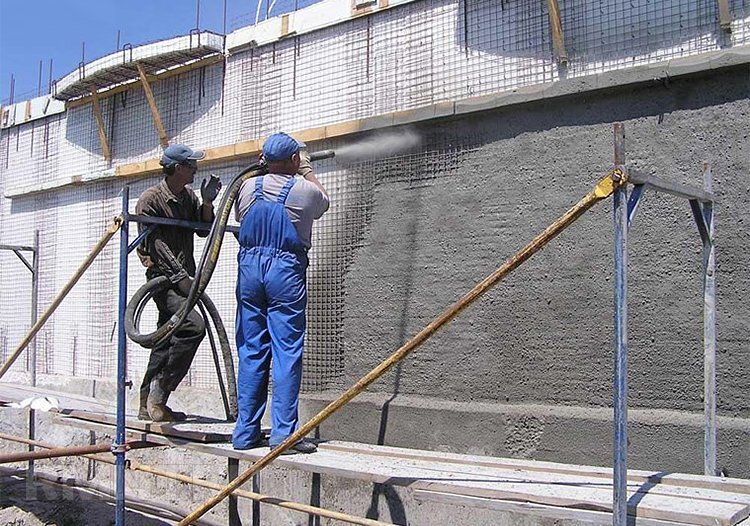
[126, 149, 334, 348]
[124, 150, 334, 419]
[124, 276, 238, 420]
[125, 161, 266, 349]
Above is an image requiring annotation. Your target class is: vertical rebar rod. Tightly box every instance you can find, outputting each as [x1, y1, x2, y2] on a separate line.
[37, 61, 43, 97]
[115, 187, 130, 526]
[702, 163, 717, 476]
[223, 0, 227, 35]
[252, 475, 261, 526]
[228, 458, 240, 526]
[612, 123, 628, 526]
[47, 60, 53, 95]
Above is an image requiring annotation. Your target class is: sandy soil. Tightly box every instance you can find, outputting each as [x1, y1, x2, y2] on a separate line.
[0, 467, 172, 526]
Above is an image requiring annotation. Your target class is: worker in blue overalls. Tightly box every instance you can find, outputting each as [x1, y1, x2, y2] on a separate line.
[233, 133, 329, 453]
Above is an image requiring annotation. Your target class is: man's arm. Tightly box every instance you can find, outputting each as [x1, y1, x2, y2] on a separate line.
[201, 201, 214, 223]
[298, 149, 328, 199]
[136, 192, 190, 284]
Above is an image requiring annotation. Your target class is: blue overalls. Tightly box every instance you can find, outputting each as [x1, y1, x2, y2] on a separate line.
[233, 176, 308, 449]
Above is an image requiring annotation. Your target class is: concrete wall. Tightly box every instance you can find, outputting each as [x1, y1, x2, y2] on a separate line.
[307, 63, 750, 477]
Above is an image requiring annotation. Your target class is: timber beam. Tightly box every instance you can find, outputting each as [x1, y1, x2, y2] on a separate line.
[137, 63, 169, 148]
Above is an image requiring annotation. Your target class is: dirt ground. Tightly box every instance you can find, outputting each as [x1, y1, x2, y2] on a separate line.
[0, 467, 173, 526]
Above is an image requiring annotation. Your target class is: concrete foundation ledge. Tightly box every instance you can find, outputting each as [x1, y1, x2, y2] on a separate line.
[300, 391, 750, 479]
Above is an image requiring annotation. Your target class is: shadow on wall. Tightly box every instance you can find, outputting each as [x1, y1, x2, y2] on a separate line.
[64, 64, 222, 162]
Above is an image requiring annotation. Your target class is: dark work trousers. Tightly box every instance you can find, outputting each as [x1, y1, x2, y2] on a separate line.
[139, 287, 206, 401]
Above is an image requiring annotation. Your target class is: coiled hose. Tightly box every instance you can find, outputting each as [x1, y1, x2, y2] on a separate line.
[124, 150, 335, 422]
[124, 160, 267, 421]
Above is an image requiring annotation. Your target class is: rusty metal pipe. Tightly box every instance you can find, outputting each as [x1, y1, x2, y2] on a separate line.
[0, 438, 151, 464]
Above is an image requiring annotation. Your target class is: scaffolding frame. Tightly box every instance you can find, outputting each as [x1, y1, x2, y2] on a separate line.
[610, 125, 717, 526]
[0, 232, 39, 494]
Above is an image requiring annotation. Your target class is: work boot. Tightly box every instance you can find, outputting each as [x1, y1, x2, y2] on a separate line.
[146, 378, 181, 422]
[270, 440, 317, 455]
[137, 385, 151, 420]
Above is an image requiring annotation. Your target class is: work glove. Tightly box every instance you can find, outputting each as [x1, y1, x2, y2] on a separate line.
[297, 149, 313, 178]
[176, 277, 194, 297]
[201, 173, 222, 204]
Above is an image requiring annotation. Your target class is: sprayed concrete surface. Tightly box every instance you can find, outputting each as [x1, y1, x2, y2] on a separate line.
[329, 64, 749, 477]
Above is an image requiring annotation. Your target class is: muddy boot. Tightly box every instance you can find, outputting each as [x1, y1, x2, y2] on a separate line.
[162, 390, 188, 421]
[147, 378, 177, 422]
[137, 385, 150, 420]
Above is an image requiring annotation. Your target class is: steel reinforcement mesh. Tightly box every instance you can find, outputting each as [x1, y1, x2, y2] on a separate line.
[0, 0, 748, 392]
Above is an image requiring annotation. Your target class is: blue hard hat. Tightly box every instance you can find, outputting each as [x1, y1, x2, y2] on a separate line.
[160, 144, 206, 167]
[262, 133, 306, 161]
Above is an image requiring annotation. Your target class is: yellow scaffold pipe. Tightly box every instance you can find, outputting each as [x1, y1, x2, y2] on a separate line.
[179, 169, 626, 525]
[0, 216, 123, 379]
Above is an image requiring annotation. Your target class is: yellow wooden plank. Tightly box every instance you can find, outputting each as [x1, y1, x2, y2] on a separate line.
[234, 139, 261, 157]
[717, 0, 733, 31]
[90, 91, 111, 161]
[136, 63, 169, 148]
[325, 119, 364, 139]
[281, 14, 290, 36]
[202, 144, 236, 162]
[547, 0, 568, 65]
[291, 125, 327, 144]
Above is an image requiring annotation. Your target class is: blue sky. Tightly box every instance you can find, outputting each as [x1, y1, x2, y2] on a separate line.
[0, 0, 315, 105]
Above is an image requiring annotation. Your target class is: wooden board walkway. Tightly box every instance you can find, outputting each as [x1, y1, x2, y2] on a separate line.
[3, 381, 750, 525]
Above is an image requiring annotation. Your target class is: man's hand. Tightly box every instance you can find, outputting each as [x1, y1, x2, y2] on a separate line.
[176, 277, 194, 297]
[297, 149, 313, 178]
[201, 174, 222, 203]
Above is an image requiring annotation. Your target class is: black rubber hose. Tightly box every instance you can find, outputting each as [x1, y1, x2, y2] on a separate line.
[124, 150, 334, 418]
[124, 276, 238, 421]
[126, 162, 267, 348]
[197, 300, 237, 421]
[126, 150, 334, 348]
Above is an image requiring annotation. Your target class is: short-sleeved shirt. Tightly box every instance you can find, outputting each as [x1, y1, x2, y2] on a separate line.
[135, 179, 209, 283]
[235, 173, 329, 249]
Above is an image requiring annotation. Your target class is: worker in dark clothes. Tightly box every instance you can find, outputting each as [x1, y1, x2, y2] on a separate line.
[135, 144, 222, 422]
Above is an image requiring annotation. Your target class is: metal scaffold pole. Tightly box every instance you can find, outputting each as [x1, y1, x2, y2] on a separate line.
[27, 230, 40, 496]
[115, 186, 130, 526]
[612, 123, 628, 526]
[700, 163, 717, 476]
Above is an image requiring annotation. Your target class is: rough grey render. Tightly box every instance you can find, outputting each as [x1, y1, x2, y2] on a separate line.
[329, 65, 749, 476]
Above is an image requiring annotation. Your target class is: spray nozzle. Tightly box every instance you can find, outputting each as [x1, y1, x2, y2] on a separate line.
[309, 150, 335, 162]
